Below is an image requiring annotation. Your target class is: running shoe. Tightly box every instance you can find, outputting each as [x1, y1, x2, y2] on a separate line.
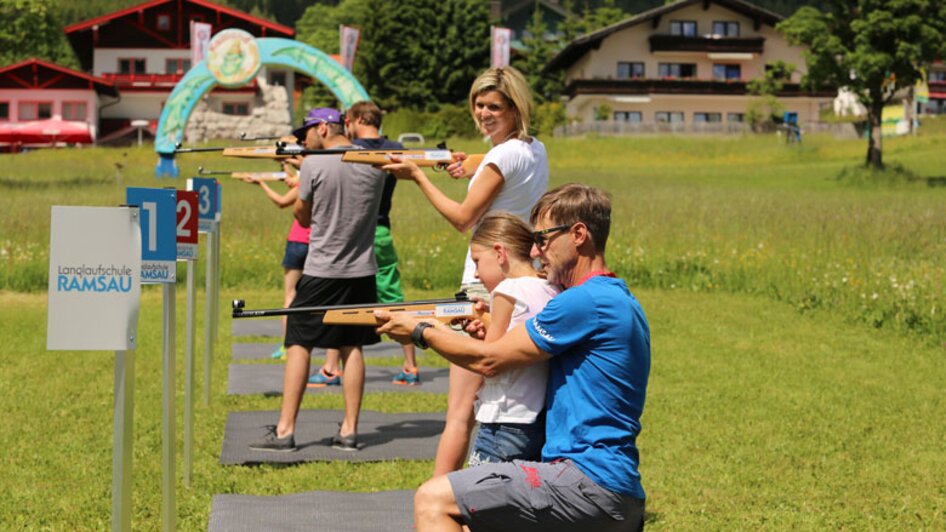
[307, 367, 342, 387]
[248, 425, 296, 452]
[331, 428, 359, 452]
[270, 345, 287, 360]
[392, 367, 420, 386]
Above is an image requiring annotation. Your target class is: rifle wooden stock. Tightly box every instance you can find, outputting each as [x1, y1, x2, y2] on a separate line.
[230, 171, 290, 181]
[221, 146, 294, 159]
[232, 295, 490, 328]
[341, 151, 485, 174]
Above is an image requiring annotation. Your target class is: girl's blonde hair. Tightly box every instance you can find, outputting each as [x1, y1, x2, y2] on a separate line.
[468, 66, 533, 140]
[470, 212, 534, 263]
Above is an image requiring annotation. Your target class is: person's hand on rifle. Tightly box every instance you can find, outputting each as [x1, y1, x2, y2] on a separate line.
[282, 161, 299, 186]
[445, 152, 475, 179]
[284, 156, 304, 170]
[373, 312, 443, 344]
[381, 155, 425, 182]
[239, 176, 262, 185]
[460, 298, 490, 339]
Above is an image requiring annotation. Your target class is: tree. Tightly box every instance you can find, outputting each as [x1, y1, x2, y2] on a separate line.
[746, 60, 794, 131]
[514, 5, 563, 104]
[779, 1, 946, 169]
[0, 0, 77, 68]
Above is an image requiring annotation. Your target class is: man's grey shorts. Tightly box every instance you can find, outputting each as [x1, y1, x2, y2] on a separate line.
[447, 459, 644, 531]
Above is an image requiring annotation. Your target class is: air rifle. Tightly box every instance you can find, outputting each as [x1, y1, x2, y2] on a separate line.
[198, 165, 296, 181]
[232, 292, 490, 328]
[274, 142, 485, 173]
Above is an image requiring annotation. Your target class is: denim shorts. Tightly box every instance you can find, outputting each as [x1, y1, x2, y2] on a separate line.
[281, 241, 308, 270]
[468, 420, 545, 466]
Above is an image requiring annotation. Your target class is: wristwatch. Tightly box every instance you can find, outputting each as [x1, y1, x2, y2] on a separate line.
[411, 322, 436, 350]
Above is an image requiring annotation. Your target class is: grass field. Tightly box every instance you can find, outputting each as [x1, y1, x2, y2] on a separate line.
[2, 129, 946, 529]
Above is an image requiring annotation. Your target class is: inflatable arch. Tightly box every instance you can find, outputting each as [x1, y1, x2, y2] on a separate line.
[155, 29, 369, 177]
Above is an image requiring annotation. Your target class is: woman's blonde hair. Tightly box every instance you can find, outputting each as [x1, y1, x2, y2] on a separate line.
[470, 212, 534, 263]
[468, 66, 533, 140]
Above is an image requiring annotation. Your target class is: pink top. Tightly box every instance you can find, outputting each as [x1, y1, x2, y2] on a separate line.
[287, 219, 310, 244]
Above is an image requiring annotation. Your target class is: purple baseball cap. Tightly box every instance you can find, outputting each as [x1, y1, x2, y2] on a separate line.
[292, 107, 342, 140]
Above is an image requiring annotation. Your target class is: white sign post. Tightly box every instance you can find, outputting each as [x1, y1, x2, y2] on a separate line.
[188, 178, 219, 406]
[47, 206, 141, 532]
[126, 187, 177, 532]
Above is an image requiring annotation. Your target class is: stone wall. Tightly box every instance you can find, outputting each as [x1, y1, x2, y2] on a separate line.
[184, 76, 292, 143]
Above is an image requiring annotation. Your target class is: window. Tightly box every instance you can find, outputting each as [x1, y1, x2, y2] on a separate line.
[614, 111, 642, 123]
[727, 113, 745, 123]
[119, 58, 146, 74]
[222, 102, 250, 116]
[712, 21, 740, 37]
[670, 20, 697, 37]
[269, 71, 287, 86]
[713, 64, 741, 80]
[656, 111, 684, 123]
[62, 102, 88, 121]
[658, 63, 697, 79]
[617, 62, 645, 79]
[165, 58, 191, 74]
[19, 102, 52, 120]
[0, 102, 8, 120]
[157, 14, 171, 31]
[929, 71, 946, 82]
[694, 112, 722, 123]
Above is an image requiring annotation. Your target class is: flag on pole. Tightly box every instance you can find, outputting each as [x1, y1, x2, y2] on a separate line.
[491, 26, 512, 68]
[191, 22, 212, 65]
[340, 25, 361, 72]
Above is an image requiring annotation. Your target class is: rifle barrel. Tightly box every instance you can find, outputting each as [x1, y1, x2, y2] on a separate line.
[232, 294, 469, 318]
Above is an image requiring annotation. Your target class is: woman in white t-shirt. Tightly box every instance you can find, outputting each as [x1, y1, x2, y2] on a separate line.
[460, 213, 559, 469]
[383, 66, 550, 474]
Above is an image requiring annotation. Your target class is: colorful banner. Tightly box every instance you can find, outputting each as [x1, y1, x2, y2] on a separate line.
[191, 22, 212, 66]
[340, 25, 361, 72]
[47, 206, 141, 351]
[491, 26, 512, 68]
[916, 67, 929, 104]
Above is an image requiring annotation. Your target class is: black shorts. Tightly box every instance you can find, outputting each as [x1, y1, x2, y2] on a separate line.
[285, 274, 380, 349]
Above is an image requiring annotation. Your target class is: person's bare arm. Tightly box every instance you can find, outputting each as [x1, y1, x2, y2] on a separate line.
[293, 197, 312, 228]
[375, 310, 549, 377]
[249, 180, 297, 208]
[382, 159, 504, 233]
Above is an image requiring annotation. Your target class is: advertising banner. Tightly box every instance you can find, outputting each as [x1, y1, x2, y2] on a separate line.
[340, 25, 361, 72]
[491, 27, 512, 68]
[47, 206, 141, 351]
[176, 190, 199, 260]
[191, 22, 212, 66]
[126, 187, 177, 283]
[187, 178, 218, 233]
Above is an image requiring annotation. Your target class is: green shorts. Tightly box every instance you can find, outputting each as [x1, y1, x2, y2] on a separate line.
[374, 225, 405, 304]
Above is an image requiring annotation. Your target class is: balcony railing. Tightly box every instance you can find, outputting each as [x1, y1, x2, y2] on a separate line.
[100, 73, 184, 87]
[649, 35, 765, 54]
[565, 78, 835, 98]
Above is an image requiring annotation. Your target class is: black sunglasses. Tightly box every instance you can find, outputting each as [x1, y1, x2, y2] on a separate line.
[532, 224, 572, 248]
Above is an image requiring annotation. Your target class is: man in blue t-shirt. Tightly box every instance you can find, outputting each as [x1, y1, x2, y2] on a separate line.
[377, 183, 650, 531]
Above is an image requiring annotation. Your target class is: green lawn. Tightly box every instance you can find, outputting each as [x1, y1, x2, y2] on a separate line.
[2, 287, 944, 529]
[2, 131, 946, 529]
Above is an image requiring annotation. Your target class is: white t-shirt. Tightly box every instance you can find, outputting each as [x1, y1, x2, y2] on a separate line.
[461, 138, 549, 283]
[475, 276, 560, 424]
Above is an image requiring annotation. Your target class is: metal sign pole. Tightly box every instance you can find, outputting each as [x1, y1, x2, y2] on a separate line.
[161, 283, 176, 532]
[212, 219, 221, 365]
[203, 227, 215, 406]
[183, 260, 196, 486]
[112, 350, 134, 532]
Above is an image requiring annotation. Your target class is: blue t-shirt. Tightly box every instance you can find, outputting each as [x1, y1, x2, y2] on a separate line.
[525, 276, 650, 499]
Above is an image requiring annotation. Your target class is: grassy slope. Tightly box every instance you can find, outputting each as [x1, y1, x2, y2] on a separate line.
[2, 287, 945, 529]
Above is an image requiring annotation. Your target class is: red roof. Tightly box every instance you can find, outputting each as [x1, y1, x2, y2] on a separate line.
[64, 0, 293, 36]
[0, 58, 118, 97]
[64, 0, 294, 71]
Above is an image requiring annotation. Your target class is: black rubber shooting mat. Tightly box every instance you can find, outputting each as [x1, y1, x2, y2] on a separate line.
[220, 410, 444, 465]
[232, 341, 411, 361]
[208, 489, 415, 531]
[232, 318, 282, 337]
[227, 364, 449, 395]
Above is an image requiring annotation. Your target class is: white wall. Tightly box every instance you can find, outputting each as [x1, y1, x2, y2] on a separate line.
[0, 88, 100, 135]
[93, 48, 192, 75]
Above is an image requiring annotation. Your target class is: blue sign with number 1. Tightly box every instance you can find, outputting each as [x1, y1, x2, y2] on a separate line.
[126, 187, 177, 283]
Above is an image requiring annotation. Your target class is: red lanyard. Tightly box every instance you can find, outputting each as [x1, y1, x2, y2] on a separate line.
[576, 270, 616, 286]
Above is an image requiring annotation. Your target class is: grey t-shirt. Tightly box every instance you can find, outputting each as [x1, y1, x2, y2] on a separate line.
[297, 148, 385, 278]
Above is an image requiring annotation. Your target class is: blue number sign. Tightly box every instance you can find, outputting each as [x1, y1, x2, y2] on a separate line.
[187, 178, 218, 233]
[126, 187, 177, 283]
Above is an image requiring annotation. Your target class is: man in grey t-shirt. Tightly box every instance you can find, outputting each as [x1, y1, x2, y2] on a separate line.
[250, 107, 386, 453]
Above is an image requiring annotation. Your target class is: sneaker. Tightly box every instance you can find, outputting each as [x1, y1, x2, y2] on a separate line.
[332, 428, 359, 452]
[270, 345, 286, 360]
[248, 425, 296, 452]
[392, 367, 420, 386]
[307, 367, 342, 387]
